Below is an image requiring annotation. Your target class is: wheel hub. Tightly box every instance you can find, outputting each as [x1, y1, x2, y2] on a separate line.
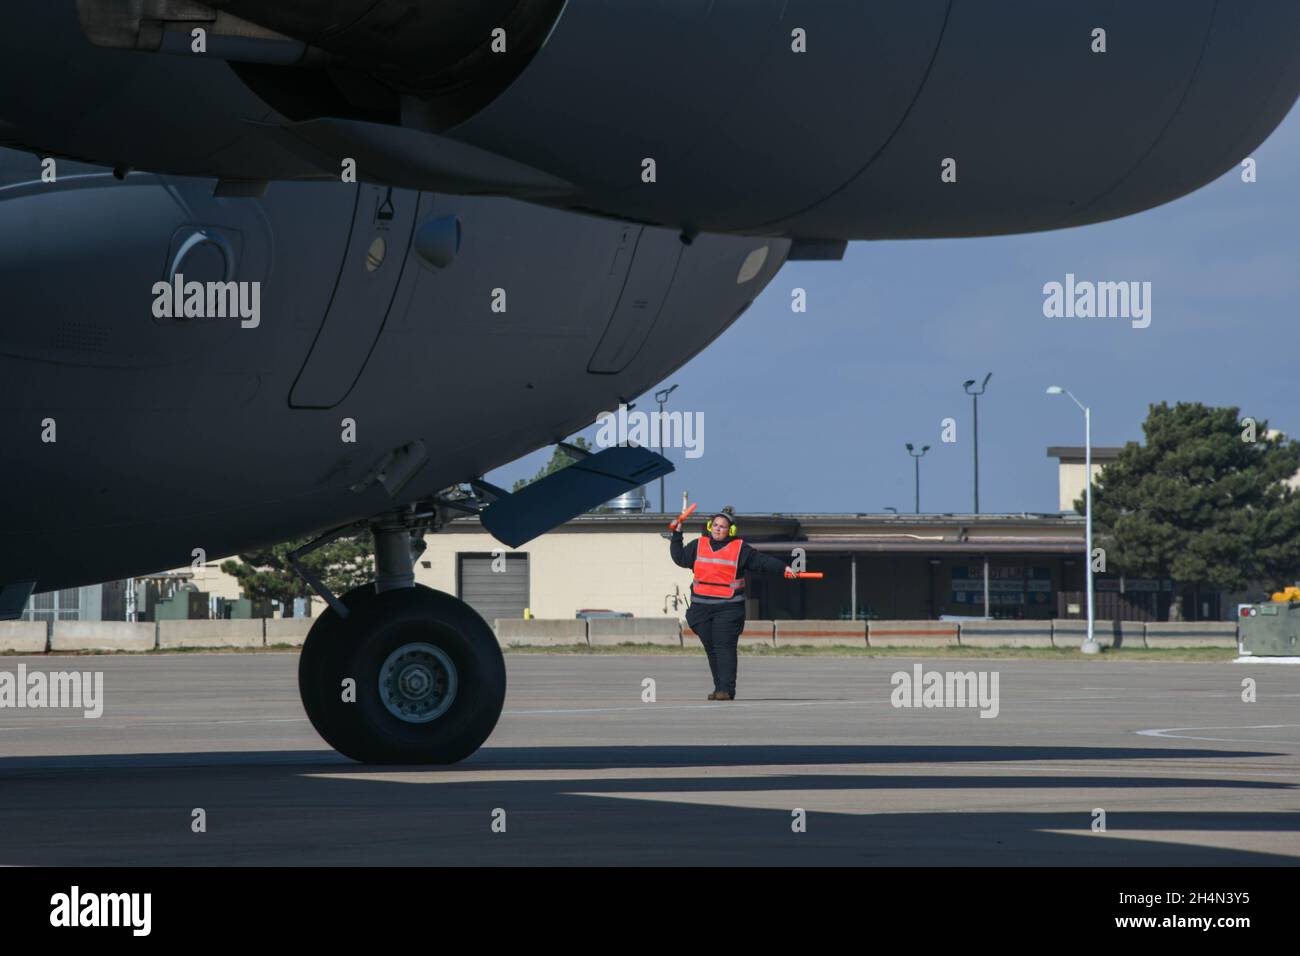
[378, 642, 458, 723]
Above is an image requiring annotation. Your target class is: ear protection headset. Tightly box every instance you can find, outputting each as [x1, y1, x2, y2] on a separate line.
[704, 513, 737, 537]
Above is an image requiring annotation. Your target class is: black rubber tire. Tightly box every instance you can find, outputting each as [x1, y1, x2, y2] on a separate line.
[298, 585, 506, 764]
[297, 584, 377, 753]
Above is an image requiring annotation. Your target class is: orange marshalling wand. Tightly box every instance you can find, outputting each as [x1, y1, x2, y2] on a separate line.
[784, 571, 824, 580]
[668, 502, 697, 531]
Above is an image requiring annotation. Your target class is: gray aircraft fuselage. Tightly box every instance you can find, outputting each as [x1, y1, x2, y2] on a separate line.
[2, 0, 1299, 594]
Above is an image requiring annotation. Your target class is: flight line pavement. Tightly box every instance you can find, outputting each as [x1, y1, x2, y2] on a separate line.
[0, 653, 1297, 865]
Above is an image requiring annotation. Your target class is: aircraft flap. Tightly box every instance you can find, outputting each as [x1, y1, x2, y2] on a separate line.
[480, 447, 673, 548]
[0, 582, 35, 621]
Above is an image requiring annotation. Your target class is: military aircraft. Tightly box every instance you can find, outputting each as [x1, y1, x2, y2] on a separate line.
[2, 1, 1298, 763]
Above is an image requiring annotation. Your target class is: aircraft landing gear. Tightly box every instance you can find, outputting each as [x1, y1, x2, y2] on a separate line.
[297, 521, 506, 764]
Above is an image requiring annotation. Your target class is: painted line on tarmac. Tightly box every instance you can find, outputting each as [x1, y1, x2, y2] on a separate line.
[0, 716, 306, 732]
[503, 691, 1281, 717]
[503, 700, 877, 715]
[1136, 723, 1300, 744]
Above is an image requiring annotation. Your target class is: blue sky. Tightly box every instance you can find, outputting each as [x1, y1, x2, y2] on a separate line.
[491, 105, 1300, 516]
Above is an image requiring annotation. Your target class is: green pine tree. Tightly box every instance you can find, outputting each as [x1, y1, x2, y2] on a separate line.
[220, 533, 374, 617]
[509, 437, 623, 513]
[511, 437, 593, 492]
[1081, 402, 1300, 620]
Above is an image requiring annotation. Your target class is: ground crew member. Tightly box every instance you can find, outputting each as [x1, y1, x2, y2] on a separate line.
[670, 510, 792, 700]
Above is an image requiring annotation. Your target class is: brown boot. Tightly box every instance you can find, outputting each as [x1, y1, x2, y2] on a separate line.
[714, 691, 733, 701]
[707, 691, 719, 700]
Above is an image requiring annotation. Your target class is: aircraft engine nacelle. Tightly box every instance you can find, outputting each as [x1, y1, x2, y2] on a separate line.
[432, 0, 1300, 240]
[49, 0, 1300, 243]
[75, 0, 566, 128]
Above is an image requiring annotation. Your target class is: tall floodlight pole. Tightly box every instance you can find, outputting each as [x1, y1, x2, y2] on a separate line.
[1047, 386, 1099, 655]
[963, 374, 992, 513]
[654, 383, 679, 512]
[906, 443, 930, 514]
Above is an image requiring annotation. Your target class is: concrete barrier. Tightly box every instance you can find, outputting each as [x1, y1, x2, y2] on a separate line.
[159, 619, 264, 649]
[587, 617, 681, 647]
[868, 620, 960, 648]
[0, 621, 47, 653]
[959, 620, 1053, 648]
[1052, 619, 1143, 649]
[773, 620, 865, 648]
[740, 620, 775, 647]
[495, 619, 588, 647]
[265, 618, 313, 647]
[51, 621, 156, 652]
[1144, 621, 1238, 649]
[686, 619, 777, 647]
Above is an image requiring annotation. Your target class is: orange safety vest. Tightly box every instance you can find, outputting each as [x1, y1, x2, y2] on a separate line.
[692, 536, 745, 599]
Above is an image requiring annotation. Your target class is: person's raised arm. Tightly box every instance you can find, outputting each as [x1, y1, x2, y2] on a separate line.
[738, 543, 791, 576]
[669, 528, 697, 569]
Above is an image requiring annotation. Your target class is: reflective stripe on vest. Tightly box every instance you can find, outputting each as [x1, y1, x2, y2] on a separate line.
[692, 536, 745, 599]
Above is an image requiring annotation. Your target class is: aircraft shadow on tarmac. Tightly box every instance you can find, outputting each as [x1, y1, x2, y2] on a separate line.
[1, 745, 1297, 865]
[2, 743, 1284, 772]
[459, 744, 1287, 771]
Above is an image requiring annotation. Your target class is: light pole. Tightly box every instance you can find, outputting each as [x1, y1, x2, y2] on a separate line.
[963, 373, 992, 513]
[1047, 385, 1099, 655]
[905, 443, 930, 514]
[654, 383, 678, 512]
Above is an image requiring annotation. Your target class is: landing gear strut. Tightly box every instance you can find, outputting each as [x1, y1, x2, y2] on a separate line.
[297, 518, 506, 764]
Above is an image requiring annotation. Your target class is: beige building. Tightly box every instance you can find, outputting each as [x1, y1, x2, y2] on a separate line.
[53, 441, 1250, 623]
[1047, 446, 1123, 512]
[412, 511, 1089, 622]
[417, 525, 685, 620]
[147, 510, 1094, 623]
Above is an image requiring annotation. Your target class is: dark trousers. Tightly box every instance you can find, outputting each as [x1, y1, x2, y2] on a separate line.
[686, 600, 746, 694]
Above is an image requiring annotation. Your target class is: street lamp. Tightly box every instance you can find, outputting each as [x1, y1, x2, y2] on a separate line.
[1047, 385, 1099, 655]
[963, 373, 992, 513]
[653, 383, 679, 512]
[905, 443, 930, 514]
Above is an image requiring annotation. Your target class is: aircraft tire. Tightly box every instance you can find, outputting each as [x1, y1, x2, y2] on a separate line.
[297, 584, 506, 764]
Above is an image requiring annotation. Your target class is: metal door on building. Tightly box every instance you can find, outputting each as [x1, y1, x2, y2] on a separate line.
[457, 553, 530, 623]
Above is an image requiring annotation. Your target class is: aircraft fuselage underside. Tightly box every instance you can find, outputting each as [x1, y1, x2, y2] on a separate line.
[0, 150, 787, 591]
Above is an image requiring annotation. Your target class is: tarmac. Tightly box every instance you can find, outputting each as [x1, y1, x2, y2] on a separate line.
[0, 652, 1297, 865]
